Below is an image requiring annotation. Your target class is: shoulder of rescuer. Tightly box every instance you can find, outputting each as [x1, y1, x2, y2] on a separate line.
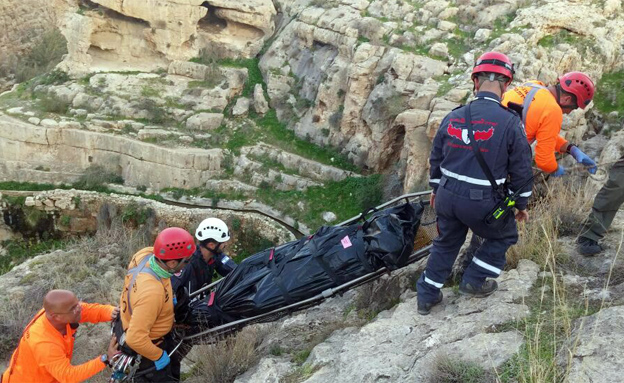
[120, 246, 174, 361]
[501, 81, 567, 173]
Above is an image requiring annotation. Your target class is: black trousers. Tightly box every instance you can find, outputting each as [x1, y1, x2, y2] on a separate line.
[134, 335, 181, 383]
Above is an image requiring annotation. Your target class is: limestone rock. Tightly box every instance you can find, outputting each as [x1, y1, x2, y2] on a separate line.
[57, 0, 276, 75]
[28, 117, 41, 125]
[253, 84, 269, 115]
[429, 42, 449, 58]
[474, 28, 492, 42]
[562, 306, 624, 383]
[40, 119, 58, 128]
[322, 211, 337, 223]
[232, 97, 251, 117]
[185, 113, 224, 131]
[0, 114, 223, 190]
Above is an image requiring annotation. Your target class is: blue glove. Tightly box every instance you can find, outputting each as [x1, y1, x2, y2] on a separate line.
[154, 351, 170, 371]
[570, 146, 597, 174]
[552, 165, 565, 177]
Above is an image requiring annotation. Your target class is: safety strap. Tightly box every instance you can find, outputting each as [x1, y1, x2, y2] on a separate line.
[126, 255, 161, 316]
[521, 82, 547, 127]
[267, 248, 293, 304]
[465, 103, 505, 199]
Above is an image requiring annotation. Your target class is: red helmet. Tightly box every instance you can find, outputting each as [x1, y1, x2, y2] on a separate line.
[153, 227, 196, 260]
[558, 72, 594, 109]
[472, 51, 515, 81]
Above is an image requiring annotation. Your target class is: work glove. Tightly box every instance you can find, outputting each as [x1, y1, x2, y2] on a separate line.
[154, 351, 170, 371]
[570, 146, 597, 174]
[552, 165, 565, 177]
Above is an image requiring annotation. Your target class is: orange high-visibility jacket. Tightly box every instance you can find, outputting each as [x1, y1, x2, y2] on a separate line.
[119, 247, 174, 361]
[2, 303, 114, 383]
[502, 81, 569, 173]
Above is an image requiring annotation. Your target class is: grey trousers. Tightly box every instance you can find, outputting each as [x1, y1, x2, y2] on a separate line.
[580, 158, 624, 242]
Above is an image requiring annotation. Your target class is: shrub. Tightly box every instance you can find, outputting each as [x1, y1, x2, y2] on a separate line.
[14, 29, 68, 83]
[136, 98, 167, 124]
[39, 94, 70, 114]
[72, 165, 124, 191]
[428, 355, 496, 383]
[185, 327, 264, 383]
[120, 202, 154, 226]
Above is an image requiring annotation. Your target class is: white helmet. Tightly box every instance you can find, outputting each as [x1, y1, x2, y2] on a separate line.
[195, 218, 230, 243]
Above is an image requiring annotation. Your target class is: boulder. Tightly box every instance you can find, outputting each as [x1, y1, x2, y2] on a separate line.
[232, 97, 251, 117]
[185, 113, 224, 131]
[253, 84, 269, 115]
[429, 42, 449, 58]
[322, 211, 337, 223]
[562, 306, 624, 383]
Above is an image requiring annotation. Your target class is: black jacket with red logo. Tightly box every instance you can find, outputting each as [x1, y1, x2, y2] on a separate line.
[429, 91, 533, 210]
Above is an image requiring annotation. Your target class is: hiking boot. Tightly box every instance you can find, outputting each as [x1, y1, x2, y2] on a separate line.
[417, 291, 443, 316]
[459, 280, 498, 298]
[577, 237, 603, 257]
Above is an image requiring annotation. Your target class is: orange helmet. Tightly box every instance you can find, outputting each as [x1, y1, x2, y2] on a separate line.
[558, 72, 594, 109]
[472, 51, 515, 81]
[153, 227, 196, 260]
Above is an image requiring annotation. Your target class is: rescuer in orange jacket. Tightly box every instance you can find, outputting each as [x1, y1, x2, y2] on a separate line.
[501, 71, 598, 176]
[2, 289, 119, 383]
[117, 227, 195, 382]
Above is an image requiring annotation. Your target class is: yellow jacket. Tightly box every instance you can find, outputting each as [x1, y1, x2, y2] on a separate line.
[119, 247, 174, 361]
[2, 303, 114, 383]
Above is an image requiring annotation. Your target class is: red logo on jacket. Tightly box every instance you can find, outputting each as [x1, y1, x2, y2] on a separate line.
[447, 123, 494, 145]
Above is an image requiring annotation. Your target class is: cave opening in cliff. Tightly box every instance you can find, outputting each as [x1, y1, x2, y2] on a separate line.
[198, 2, 227, 32]
[379, 124, 406, 172]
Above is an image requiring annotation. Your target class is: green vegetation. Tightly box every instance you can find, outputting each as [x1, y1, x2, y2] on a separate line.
[236, 227, 278, 261]
[214, 109, 356, 172]
[256, 174, 383, 229]
[593, 70, 624, 113]
[0, 182, 60, 191]
[141, 85, 161, 98]
[486, 13, 527, 44]
[435, 74, 454, 97]
[60, 215, 71, 226]
[537, 29, 579, 47]
[430, 355, 495, 383]
[0, 239, 68, 275]
[120, 202, 153, 226]
[0, 29, 67, 83]
[161, 174, 382, 229]
[292, 349, 312, 365]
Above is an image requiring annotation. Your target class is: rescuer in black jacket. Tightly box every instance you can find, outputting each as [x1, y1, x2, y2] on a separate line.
[172, 217, 237, 298]
[416, 52, 533, 315]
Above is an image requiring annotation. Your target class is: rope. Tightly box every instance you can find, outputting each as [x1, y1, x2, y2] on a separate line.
[532, 159, 622, 183]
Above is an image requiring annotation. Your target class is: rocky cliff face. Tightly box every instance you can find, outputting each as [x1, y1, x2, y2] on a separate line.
[54, 0, 277, 74]
[2, 0, 623, 192]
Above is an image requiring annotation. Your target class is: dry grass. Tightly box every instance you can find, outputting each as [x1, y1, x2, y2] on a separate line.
[429, 354, 496, 383]
[184, 327, 266, 383]
[506, 178, 594, 269]
[496, 178, 620, 383]
[0, 220, 150, 362]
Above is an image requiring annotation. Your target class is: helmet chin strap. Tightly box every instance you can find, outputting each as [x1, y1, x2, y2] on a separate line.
[556, 84, 578, 110]
[203, 242, 222, 256]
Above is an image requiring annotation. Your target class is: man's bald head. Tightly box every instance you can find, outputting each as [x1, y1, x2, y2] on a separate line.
[43, 290, 77, 314]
